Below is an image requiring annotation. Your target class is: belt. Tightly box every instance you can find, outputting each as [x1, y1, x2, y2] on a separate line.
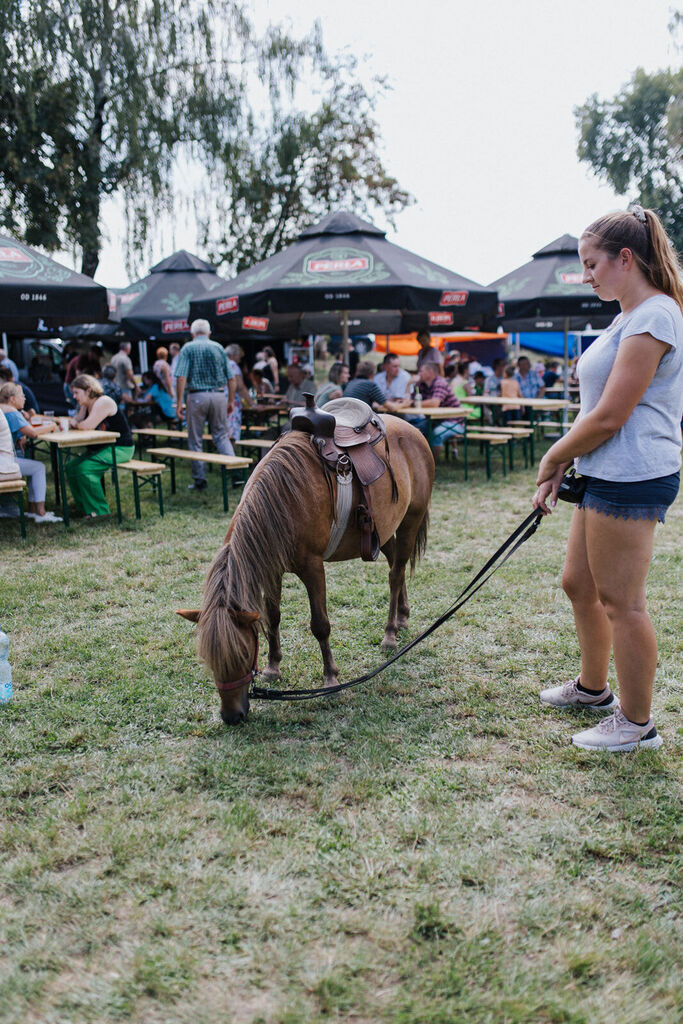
[187, 388, 225, 393]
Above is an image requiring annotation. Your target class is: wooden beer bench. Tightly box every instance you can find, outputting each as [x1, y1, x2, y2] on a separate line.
[0, 479, 27, 539]
[233, 438, 275, 461]
[116, 460, 167, 519]
[144, 448, 252, 511]
[462, 432, 510, 480]
[467, 426, 534, 470]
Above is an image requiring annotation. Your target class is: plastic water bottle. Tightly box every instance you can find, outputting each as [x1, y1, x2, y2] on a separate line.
[0, 627, 12, 702]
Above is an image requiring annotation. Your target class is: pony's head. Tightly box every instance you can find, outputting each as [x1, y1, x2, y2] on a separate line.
[177, 606, 259, 724]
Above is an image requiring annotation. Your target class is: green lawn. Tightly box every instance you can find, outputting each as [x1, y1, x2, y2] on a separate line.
[1, 452, 681, 1024]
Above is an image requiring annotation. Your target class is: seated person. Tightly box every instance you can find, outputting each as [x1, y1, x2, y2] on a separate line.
[449, 360, 474, 400]
[283, 363, 310, 407]
[543, 360, 561, 388]
[99, 364, 125, 405]
[0, 382, 62, 522]
[514, 355, 545, 399]
[415, 361, 466, 457]
[341, 360, 385, 410]
[66, 374, 135, 518]
[0, 407, 23, 518]
[100, 363, 134, 407]
[315, 362, 349, 406]
[500, 365, 524, 424]
[484, 357, 505, 397]
[0, 366, 41, 417]
[140, 370, 179, 425]
[249, 364, 275, 397]
[374, 354, 411, 404]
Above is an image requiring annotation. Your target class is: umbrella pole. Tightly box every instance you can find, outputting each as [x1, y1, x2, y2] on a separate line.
[138, 340, 149, 374]
[341, 310, 350, 366]
[562, 316, 569, 432]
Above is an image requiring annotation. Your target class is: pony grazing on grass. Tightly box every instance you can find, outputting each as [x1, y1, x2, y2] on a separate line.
[179, 415, 434, 724]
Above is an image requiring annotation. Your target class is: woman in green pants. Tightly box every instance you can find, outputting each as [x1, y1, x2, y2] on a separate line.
[67, 374, 135, 517]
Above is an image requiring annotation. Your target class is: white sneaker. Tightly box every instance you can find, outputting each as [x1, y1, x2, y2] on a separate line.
[540, 675, 617, 711]
[31, 511, 63, 524]
[571, 708, 663, 752]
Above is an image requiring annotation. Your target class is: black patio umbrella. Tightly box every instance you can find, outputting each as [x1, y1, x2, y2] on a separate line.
[0, 233, 109, 331]
[490, 234, 620, 391]
[117, 250, 231, 341]
[189, 212, 498, 356]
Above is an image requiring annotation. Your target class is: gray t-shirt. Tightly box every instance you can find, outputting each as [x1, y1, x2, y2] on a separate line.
[110, 350, 133, 393]
[576, 294, 683, 481]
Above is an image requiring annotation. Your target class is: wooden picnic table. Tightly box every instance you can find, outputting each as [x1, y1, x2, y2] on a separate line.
[388, 407, 515, 476]
[40, 429, 121, 528]
[460, 396, 570, 460]
[242, 403, 288, 435]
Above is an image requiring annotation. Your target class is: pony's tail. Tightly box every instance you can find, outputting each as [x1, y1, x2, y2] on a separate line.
[409, 508, 430, 577]
[197, 545, 251, 681]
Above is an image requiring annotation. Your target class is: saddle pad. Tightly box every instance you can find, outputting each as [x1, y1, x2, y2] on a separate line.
[325, 397, 379, 430]
[325, 396, 385, 447]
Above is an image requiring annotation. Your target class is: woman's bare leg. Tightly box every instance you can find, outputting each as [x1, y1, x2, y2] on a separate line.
[584, 509, 658, 723]
[561, 509, 612, 691]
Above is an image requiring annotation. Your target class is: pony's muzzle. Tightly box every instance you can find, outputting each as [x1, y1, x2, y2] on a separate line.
[221, 708, 248, 725]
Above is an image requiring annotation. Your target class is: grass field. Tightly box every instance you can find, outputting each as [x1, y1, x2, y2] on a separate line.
[1, 450, 681, 1024]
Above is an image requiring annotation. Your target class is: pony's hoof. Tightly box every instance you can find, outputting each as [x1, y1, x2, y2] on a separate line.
[397, 617, 410, 630]
[261, 667, 281, 682]
[323, 677, 339, 690]
[381, 634, 398, 651]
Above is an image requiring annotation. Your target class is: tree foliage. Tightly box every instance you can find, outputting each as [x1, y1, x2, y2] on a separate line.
[575, 61, 683, 251]
[204, 58, 411, 273]
[0, 1, 411, 278]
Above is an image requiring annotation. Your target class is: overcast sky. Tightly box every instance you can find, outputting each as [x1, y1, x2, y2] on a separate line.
[89, 0, 679, 288]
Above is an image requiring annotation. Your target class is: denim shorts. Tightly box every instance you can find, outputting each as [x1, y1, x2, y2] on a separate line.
[578, 471, 680, 523]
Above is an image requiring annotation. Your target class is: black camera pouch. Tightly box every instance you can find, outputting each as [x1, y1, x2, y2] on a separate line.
[557, 467, 588, 504]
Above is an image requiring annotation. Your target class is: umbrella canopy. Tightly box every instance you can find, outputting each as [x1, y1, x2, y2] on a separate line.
[189, 212, 498, 342]
[490, 234, 621, 401]
[490, 234, 620, 331]
[0, 233, 109, 330]
[117, 250, 230, 341]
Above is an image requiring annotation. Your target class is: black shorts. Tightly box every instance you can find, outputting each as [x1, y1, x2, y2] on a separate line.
[578, 471, 680, 524]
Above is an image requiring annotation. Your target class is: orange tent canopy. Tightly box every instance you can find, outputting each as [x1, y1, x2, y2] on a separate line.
[374, 332, 507, 356]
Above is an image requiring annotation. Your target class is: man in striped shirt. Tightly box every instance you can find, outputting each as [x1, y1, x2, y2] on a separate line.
[417, 360, 466, 456]
[174, 320, 235, 491]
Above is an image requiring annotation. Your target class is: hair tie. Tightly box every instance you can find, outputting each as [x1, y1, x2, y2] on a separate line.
[629, 204, 647, 225]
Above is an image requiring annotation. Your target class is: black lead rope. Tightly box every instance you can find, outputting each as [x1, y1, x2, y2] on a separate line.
[250, 508, 544, 702]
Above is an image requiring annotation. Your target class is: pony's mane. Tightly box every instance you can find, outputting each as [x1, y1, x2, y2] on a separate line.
[197, 433, 324, 680]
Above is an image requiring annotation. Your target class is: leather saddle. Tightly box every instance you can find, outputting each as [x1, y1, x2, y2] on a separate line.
[290, 395, 395, 560]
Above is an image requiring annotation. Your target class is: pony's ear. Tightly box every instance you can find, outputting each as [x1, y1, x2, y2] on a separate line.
[177, 609, 201, 622]
[231, 609, 260, 627]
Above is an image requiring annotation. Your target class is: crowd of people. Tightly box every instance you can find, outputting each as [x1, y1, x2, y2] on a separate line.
[312, 337, 567, 456]
[0, 323, 572, 522]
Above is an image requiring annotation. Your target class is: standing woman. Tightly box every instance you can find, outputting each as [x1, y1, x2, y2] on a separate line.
[66, 374, 135, 518]
[262, 346, 280, 388]
[533, 207, 683, 751]
[225, 344, 251, 444]
[153, 347, 174, 395]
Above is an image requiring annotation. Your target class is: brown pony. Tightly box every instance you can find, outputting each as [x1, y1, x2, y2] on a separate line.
[179, 416, 434, 724]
